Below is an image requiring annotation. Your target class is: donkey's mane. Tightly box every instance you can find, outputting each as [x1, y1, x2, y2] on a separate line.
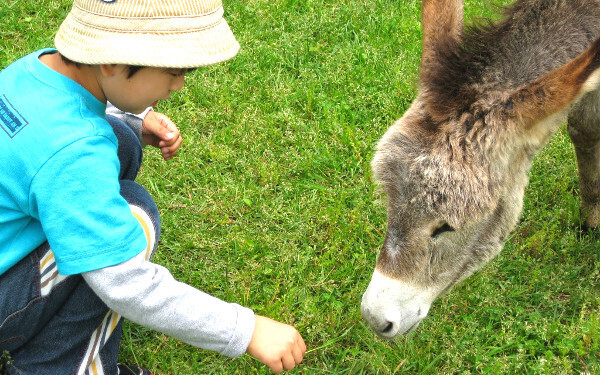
[422, 0, 599, 122]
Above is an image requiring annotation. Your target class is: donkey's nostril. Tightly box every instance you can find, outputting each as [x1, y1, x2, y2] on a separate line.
[381, 322, 394, 334]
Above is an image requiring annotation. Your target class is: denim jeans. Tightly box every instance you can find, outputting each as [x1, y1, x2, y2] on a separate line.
[0, 115, 160, 375]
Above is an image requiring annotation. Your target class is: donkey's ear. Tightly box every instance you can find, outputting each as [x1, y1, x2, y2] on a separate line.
[509, 38, 600, 128]
[420, 0, 464, 68]
[419, 0, 466, 122]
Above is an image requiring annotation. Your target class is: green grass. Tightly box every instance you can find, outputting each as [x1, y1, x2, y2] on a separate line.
[2, 0, 599, 374]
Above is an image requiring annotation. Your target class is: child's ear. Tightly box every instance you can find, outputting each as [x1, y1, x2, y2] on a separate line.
[99, 64, 119, 77]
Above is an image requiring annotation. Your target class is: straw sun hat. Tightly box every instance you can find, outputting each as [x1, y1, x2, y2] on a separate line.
[55, 0, 240, 68]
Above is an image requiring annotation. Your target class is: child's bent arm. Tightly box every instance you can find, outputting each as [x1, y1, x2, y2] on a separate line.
[105, 102, 182, 161]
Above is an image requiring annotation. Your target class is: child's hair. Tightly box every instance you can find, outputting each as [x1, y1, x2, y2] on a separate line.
[59, 53, 144, 78]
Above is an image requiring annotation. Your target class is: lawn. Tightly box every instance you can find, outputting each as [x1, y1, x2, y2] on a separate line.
[1, 0, 599, 374]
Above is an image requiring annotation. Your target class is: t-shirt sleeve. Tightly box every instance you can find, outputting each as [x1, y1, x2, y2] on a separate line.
[29, 136, 147, 275]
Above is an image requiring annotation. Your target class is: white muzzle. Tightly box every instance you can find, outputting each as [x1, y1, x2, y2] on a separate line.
[361, 270, 434, 338]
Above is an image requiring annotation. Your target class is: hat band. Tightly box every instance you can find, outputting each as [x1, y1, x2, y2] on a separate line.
[70, 3, 225, 33]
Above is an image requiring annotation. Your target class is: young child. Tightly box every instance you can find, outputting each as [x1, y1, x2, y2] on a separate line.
[0, 1, 306, 374]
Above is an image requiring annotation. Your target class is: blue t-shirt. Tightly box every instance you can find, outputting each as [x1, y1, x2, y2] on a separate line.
[0, 49, 147, 275]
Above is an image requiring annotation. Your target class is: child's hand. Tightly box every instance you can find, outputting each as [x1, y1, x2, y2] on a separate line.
[246, 315, 307, 373]
[141, 111, 183, 161]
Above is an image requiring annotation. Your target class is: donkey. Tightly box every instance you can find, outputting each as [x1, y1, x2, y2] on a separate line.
[361, 0, 600, 339]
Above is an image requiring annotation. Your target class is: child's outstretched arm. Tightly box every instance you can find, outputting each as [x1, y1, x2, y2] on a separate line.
[141, 110, 183, 161]
[246, 315, 307, 373]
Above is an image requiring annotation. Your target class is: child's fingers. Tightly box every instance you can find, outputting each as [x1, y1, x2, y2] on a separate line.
[145, 111, 180, 143]
[281, 333, 305, 371]
[157, 118, 180, 142]
[282, 353, 296, 371]
[262, 356, 284, 373]
[161, 120, 179, 139]
[298, 332, 307, 353]
[292, 340, 305, 364]
[158, 132, 182, 148]
[160, 135, 183, 160]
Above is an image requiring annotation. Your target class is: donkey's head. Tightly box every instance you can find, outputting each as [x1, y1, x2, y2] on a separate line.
[361, 0, 600, 338]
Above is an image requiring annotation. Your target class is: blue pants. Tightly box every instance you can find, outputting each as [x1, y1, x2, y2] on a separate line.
[0, 116, 160, 375]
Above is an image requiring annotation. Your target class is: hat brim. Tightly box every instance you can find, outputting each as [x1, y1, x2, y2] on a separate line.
[55, 13, 240, 68]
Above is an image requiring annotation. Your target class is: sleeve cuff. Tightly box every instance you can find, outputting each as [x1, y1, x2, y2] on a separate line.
[105, 101, 152, 147]
[220, 304, 256, 358]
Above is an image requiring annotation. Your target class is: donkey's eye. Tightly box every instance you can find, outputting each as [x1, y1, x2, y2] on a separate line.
[431, 223, 455, 238]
